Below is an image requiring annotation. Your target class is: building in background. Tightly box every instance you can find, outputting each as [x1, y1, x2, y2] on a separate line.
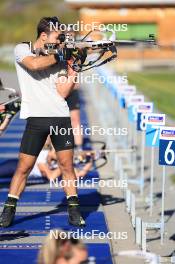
[65, 0, 175, 70]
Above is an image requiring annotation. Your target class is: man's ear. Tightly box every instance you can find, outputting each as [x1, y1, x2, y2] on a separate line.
[40, 32, 48, 41]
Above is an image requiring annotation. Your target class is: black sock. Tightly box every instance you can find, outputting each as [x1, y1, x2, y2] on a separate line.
[75, 145, 83, 151]
[5, 196, 18, 207]
[67, 196, 79, 206]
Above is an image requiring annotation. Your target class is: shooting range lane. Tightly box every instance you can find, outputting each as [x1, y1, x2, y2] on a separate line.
[0, 189, 101, 206]
[0, 244, 113, 264]
[78, 66, 175, 264]
[97, 66, 175, 261]
[1, 68, 175, 264]
[0, 212, 108, 234]
[0, 92, 113, 264]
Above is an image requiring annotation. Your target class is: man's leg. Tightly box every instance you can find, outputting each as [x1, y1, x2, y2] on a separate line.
[9, 153, 37, 196]
[66, 89, 83, 149]
[0, 153, 37, 227]
[0, 117, 48, 227]
[56, 149, 77, 195]
[70, 109, 83, 149]
[56, 149, 85, 226]
[50, 116, 85, 227]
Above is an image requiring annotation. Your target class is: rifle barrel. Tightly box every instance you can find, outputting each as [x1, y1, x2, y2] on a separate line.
[75, 148, 135, 155]
[2, 96, 20, 106]
[114, 39, 156, 45]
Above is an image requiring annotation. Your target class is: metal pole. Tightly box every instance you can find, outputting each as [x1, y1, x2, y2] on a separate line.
[75, 148, 135, 156]
[141, 221, 147, 251]
[140, 131, 145, 195]
[134, 123, 138, 147]
[161, 165, 166, 245]
[133, 123, 137, 176]
[126, 112, 130, 146]
[149, 146, 155, 216]
[135, 217, 142, 245]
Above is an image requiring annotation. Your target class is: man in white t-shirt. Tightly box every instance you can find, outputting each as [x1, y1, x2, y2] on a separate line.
[0, 17, 85, 228]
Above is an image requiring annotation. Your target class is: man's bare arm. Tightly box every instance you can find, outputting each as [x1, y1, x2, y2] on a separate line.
[0, 116, 11, 132]
[56, 77, 75, 98]
[21, 55, 57, 71]
[56, 66, 77, 98]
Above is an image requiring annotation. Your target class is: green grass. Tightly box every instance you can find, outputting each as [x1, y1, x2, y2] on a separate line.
[127, 71, 175, 119]
[0, 0, 78, 45]
[170, 174, 175, 184]
[128, 70, 175, 185]
[0, 61, 15, 71]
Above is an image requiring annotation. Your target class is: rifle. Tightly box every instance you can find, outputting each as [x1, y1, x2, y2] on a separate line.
[36, 30, 156, 74]
[0, 96, 21, 125]
[74, 140, 136, 169]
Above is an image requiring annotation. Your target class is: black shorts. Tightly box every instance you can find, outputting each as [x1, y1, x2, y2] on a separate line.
[66, 89, 80, 111]
[20, 117, 74, 156]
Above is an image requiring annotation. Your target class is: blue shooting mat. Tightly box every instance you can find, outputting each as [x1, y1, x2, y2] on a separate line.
[8, 113, 26, 126]
[57, 169, 100, 182]
[2, 113, 25, 135]
[87, 243, 113, 264]
[0, 244, 40, 264]
[0, 113, 22, 162]
[5, 125, 25, 131]
[10, 119, 26, 125]
[0, 147, 20, 153]
[0, 177, 48, 189]
[3, 129, 24, 134]
[0, 169, 99, 186]
[0, 159, 18, 174]
[0, 137, 21, 143]
[0, 176, 48, 184]
[0, 211, 108, 234]
[0, 243, 112, 264]
[0, 133, 23, 139]
[8, 121, 25, 127]
[0, 189, 101, 206]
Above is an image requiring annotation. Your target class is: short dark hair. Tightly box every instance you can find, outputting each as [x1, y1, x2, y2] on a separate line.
[37, 16, 61, 38]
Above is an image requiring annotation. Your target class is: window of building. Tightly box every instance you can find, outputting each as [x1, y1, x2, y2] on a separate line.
[105, 23, 157, 40]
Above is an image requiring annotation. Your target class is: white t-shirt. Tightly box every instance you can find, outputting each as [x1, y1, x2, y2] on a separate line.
[14, 43, 70, 119]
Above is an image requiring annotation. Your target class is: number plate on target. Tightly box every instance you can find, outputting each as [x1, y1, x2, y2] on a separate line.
[159, 127, 175, 166]
[127, 95, 144, 122]
[137, 102, 153, 131]
[146, 114, 165, 147]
